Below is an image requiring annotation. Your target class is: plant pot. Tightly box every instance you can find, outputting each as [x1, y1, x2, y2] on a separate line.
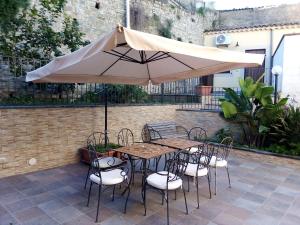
[196, 85, 212, 96]
[79, 147, 118, 164]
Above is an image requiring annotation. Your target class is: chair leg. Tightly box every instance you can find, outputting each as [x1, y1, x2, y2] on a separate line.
[196, 176, 199, 209]
[182, 187, 188, 215]
[161, 191, 164, 205]
[84, 165, 91, 189]
[207, 173, 212, 199]
[95, 184, 102, 222]
[124, 183, 131, 214]
[143, 185, 147, 216]
[214, 167, 217, 195]
[187, 176, 190, 192]
[226, 166, 231, 188]
[166, 190, 170, 225]
[174, 190, 177, 200]
[87, 181, 93, 207]
[112, 185, 116, 201]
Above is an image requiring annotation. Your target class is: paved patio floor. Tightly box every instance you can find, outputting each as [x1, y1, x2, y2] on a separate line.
[1, 151, 300, 225]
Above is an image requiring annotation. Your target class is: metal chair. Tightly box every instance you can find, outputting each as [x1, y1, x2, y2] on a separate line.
[141, 126, 163, 172]
[84, 132, 124, 189]
[117, 128, 140, 184]
[184, 143, 214, 208]
[143, 152, 189, 225]
[86, 140, 130, 222]
[209, 137, 233, 195]
[187, 127, 207, 154]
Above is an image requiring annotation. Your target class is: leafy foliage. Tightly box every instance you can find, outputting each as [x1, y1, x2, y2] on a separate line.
[269, 105, 300, 150]
[220, 76, 288, 147]
[106, 85, 149, 104]
[211, 127, 233, 143]
[157, 19, 173, 39]
[0, 0, 29, 31]
[0, 0, 89, 61]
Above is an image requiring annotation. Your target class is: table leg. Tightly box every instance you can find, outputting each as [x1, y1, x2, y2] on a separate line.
[141, 158, 147, 203]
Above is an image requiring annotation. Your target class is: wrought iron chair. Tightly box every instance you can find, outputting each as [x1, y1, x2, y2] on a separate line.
[117, 128, 140, 184]
[86, 139, 130, 222]
[84, 132, 124, 189]
[208, 137, 233, 195]
[143, 152, 189, 225]
[141, 125, 163, 171]
[187, 127, 207, 154]
[184, 143, 214, 208]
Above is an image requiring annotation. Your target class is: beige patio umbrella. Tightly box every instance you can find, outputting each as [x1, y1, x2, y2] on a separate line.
[26, 25, 264, 144]
[26, 25, 264, 84]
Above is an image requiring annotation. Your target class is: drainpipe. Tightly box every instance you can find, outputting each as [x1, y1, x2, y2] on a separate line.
[269, 28, 274, 85]
[126, 0, 130, 28]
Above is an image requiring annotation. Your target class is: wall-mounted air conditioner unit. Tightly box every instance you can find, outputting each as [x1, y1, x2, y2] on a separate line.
[215, 34, 231, 46]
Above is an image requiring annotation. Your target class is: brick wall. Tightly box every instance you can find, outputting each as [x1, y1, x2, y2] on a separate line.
[0, 105, 228, 178]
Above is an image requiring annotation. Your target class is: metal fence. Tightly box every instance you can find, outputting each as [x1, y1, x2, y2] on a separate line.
[0, 55, 239, 110]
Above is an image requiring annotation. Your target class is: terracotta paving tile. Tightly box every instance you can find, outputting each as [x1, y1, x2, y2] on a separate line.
[5, 198, 35, 213]
[14, 207, 47, 223]
[0, 154, 300, 225]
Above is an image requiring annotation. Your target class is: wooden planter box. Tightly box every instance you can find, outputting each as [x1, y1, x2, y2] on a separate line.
[79, 147, 121, 164]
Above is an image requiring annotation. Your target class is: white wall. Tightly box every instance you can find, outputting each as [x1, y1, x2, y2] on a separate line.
[277, 35, 300, 104]
[204, 26, 300, 88]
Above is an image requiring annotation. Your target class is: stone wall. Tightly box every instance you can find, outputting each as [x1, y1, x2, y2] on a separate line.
[63, 0, 215, 44]
[0, 105, 228, 178]
[217, 4, 300, 30]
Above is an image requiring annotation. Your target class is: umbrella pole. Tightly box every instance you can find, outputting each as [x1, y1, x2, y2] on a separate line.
[104, 84, 108, 148]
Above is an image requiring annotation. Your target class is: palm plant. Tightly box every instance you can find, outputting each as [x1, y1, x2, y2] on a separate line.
[220, 77, 287, 147]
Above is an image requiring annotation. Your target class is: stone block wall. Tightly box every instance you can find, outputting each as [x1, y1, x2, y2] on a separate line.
[63, 0, 215, 44]
[0, 105, 228, 178]
[217, 4, 300, 30]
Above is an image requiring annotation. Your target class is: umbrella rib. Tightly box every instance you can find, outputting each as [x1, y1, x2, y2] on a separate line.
[147, 51, 169, 61]
[165, 53, 195, 70]
[144, 52, 151, 80]
[104, 50, 139, 63]
[111, 49, 140, 62]
[100, 48, 133, 76]
[147, 55, 170, 62]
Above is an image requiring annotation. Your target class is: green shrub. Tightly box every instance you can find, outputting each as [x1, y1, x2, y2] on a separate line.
[220, 76, 288, 148]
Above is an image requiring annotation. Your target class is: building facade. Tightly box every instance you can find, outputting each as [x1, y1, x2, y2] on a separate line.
[203, 23, 300, 88]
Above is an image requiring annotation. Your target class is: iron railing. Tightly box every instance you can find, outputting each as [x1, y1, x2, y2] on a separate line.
[0, 55, 240, 110]
[180, 87, 240, 111]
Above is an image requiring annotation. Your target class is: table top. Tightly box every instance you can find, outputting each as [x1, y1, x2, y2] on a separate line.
[115, 143, 176, 160]
[151, 138, 203, 150]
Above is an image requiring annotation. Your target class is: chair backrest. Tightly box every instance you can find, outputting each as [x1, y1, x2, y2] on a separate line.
[118, 128, 134, 146]
[165, 151, 189, 185]
[188, 127, 207, 142]
[188, 143, 214, 169]
[215, 137, 233, 160]
[87, 132, 109, 167]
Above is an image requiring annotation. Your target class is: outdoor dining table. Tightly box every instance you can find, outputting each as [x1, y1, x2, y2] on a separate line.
[115, 142, 176, 198]
[151, 137, 204, 150]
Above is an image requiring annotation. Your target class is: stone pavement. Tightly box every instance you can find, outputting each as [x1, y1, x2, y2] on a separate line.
[0, 150, 300, 225]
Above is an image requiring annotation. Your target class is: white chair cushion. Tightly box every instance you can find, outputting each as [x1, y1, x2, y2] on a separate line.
[92, 157, 123, 168]
[209, 156, 227, 167]
[90, 169, 126, 185]
[187, 147, 200, 154]
[146, 171, 182, 190]
[184, 163, 208, 177]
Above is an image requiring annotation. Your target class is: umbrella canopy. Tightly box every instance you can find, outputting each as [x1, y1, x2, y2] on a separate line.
[26, 25, 264, 84]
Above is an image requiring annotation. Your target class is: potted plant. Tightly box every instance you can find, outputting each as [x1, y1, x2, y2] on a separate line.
[79, 143, 121, 164]
[195, 85, 212, 96]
